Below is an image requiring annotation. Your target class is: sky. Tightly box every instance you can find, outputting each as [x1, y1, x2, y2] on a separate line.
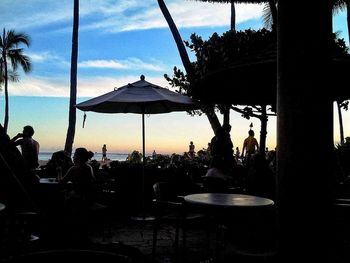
[0, 0, 349, 155]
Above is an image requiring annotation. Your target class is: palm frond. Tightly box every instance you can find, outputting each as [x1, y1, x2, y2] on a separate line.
[7, 48, 31, 73]
[262, 3, 273, 30]
[333, 0, 348, 15]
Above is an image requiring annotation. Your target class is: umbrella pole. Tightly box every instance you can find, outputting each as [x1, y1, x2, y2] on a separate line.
[130, 112, 154, 221]
[142, 112, 146, 218]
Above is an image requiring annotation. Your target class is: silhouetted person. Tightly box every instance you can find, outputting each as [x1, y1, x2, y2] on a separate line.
[11, 125, 40, 171]
[59, 148, 96, 213]
[210, 125, 235, 174]
[102, 144, 107, 163]
[44, 150, 73, 179]
[58, 147, 97, 241]
[203, 157, 231, 193]
[189, 141, 195, 157]
[241, 129, 259, 166]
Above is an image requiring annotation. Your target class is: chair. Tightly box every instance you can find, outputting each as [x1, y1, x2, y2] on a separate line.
[0, 209, 41, 256]
[151, 182, 206, 260]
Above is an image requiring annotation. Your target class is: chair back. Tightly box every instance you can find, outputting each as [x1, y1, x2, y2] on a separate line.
[202, 176, 228, 193]
[153, 182, 178, 202]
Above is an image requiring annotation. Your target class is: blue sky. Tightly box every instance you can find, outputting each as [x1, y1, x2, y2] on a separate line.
[0, 1, 348, 154]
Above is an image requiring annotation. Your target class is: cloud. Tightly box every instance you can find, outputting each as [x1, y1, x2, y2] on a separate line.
[6, 77, 69, 97]
[78, 58, 166, 72]
[5, 75, 170, 97]
[26, 51, 62, 63]
[83, 2, 263, 33]
[0, 1, 263, 33]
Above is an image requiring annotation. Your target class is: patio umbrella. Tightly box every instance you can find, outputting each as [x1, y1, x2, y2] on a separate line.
[76, 75, 199, 218]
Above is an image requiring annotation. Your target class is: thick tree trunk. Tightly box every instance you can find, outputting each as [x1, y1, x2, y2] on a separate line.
[202, 105, 221, 135]
[222, 104, 230, 127]
[277, 1, 335, 262]
[64, 0, 79, 156]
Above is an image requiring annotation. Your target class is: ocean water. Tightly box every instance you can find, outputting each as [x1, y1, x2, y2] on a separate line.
[39, 152, 129, 162]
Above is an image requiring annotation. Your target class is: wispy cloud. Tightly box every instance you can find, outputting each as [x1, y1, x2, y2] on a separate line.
[26, 51, 63, 63]
[0, 0, 263, 33]
[6, 75, 170, 97]
[78, 58, 166, 72]
[83, 2, 263, 33]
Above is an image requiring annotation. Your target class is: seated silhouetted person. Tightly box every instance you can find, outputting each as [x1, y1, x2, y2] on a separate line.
[57, 148, 97, 241]
[44, 150, 73, 179]
[203, 157, 232, 193]
[59, 148, 96, 214]
[245, 152, 275, 200]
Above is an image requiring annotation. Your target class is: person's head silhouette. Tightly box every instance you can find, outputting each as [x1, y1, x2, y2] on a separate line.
[23, 125, 35, 137]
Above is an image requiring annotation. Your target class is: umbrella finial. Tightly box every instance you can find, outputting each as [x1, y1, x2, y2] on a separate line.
[140, 75, 145, 81]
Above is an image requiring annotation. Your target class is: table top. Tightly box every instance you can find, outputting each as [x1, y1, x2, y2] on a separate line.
[184, 193, 274, 208]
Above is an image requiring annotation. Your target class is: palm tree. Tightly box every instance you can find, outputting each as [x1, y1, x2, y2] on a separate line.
[0, 29, 31, 133]
[157, 0, 194, 80]
[157, 0, 222, 133]
[64, 0, 79, 156]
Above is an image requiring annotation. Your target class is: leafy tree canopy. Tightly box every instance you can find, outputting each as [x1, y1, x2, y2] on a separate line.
[166, 28, 349, 100]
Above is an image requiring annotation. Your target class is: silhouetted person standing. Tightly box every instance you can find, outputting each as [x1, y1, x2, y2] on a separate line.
[189, 141, 195, 157]
[11, 125, 40, 170]
[210, 126, 235, 174]
[102, 144, 107, 163]
[241, 129, 259, 165]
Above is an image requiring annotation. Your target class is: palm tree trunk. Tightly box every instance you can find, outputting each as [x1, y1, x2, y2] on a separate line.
[230, 2, 235, 31]
[157, 0, 195, 81]
[157, 0, 221, 133]
[347, 1, 350, 44]
[259, 105, 267, 156]
[3, 53, 9, 133]
[269, 0, 277, 32]
[64, 0, 79, 156]
[337, 100, 345, 144]
[224, 2, 236, 131]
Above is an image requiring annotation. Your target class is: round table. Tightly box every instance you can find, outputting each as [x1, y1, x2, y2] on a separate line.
[184, 193, 275, 209]
[184, 193, 275, 261]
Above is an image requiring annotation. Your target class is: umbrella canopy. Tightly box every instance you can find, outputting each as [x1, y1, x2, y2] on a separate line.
[76, 75, 197, 114]
[76, 75, 199, 219]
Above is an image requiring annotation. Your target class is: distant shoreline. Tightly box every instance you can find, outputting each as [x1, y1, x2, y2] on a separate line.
[38, 159, 114, 168]
[38, 152, 130, 162]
